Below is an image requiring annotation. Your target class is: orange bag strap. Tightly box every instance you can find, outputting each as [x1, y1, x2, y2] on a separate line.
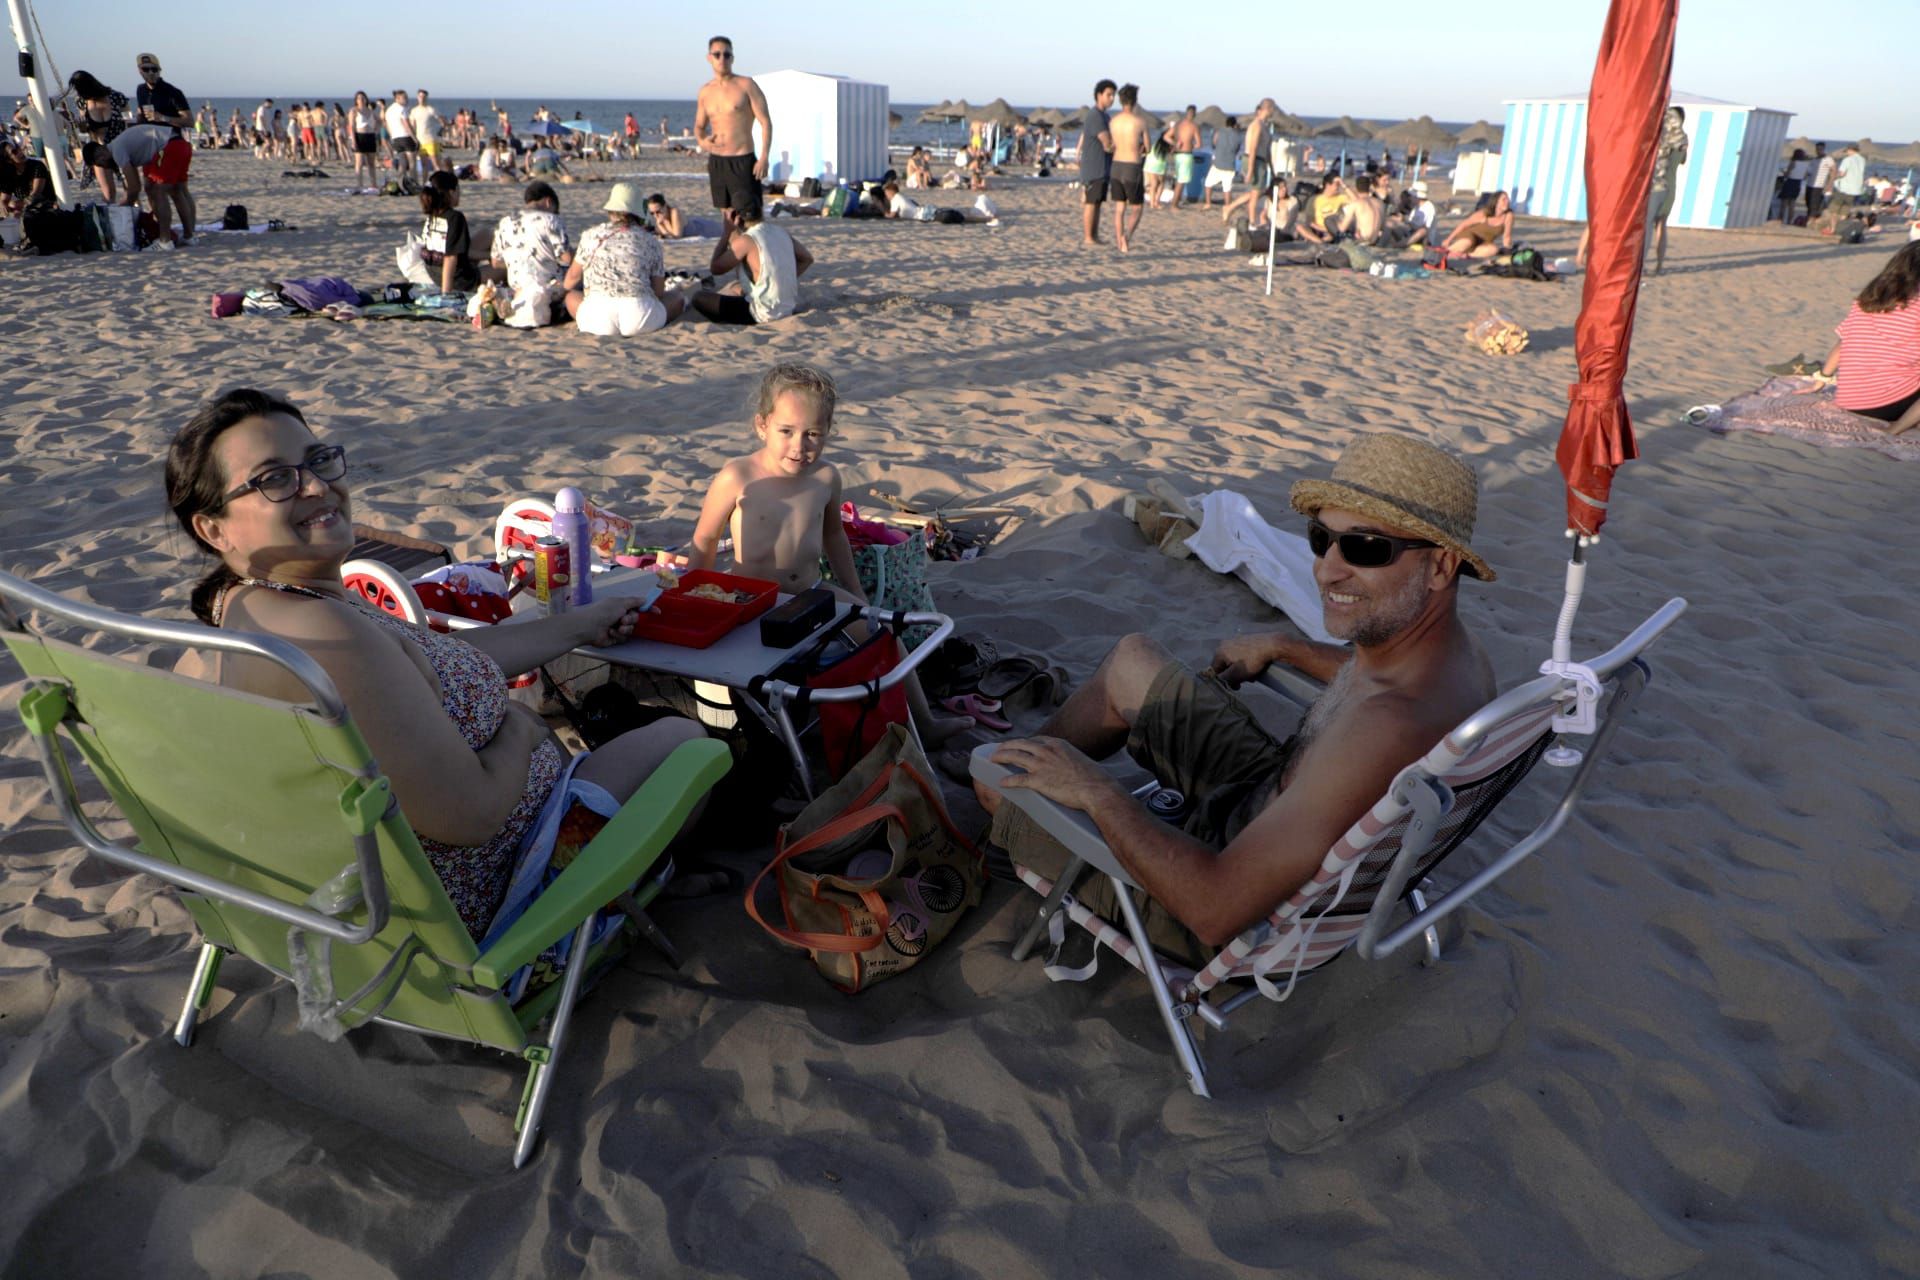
[744, 802, 903, 953]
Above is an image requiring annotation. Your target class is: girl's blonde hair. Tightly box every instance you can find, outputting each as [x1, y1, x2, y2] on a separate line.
[754, 363, 837, 424]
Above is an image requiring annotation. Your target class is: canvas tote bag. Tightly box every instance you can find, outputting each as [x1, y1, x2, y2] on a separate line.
[745, 724, 985, 993]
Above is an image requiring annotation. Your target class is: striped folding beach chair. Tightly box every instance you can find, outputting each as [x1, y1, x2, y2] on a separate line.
[972, 598, 1685, 1098]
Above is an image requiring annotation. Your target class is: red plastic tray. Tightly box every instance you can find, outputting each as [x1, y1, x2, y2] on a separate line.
[629, 569, 780, 648]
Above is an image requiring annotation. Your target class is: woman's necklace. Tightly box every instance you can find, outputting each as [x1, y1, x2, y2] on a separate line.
[212, 575, 348, 627]
[236, 576, 338, 601]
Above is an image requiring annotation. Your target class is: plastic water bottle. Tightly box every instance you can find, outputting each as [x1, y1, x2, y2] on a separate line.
[552, 488, 593, 608]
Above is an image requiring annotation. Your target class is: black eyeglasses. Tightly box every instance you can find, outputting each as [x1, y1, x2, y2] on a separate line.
[223, 445, 348, 503]
[1307, 518, 1437, 567]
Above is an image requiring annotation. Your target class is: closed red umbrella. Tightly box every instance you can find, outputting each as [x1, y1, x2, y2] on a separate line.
[1556, 0, 1676, 540]
[1546, 0, 1678, 750]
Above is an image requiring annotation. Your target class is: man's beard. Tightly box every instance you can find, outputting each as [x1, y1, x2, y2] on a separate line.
[1334, 568, 1431, 647]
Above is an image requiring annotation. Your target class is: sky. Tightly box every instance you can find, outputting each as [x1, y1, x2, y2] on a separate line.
[22, 0, 1920, 140]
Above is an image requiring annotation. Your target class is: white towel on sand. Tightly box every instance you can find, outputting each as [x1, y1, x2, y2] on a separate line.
[1184, 489, 1335, 645]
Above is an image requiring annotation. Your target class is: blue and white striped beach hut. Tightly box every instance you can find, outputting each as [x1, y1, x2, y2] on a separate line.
[1497, 91, 1794, 229]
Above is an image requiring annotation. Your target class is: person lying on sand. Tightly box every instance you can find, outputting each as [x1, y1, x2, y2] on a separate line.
[1820, 240, 1920, 435]
[976, 436, 1497, 965]
[645, 193, 723, 240]
[880, 182, 997, 225]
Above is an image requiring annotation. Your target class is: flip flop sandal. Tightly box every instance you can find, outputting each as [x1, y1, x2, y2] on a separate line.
[923, 635, 998, 698]
[976, 656, 1044, 702]
[941, 693, 1011, 731]
[1001, 663, 1071, 713]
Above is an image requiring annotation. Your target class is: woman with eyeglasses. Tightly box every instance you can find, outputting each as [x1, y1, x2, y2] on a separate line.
[166, 388, 708, 939]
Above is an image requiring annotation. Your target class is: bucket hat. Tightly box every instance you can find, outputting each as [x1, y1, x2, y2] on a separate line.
[1290, 435, 1495, 581]
[603, 181, 647, 216]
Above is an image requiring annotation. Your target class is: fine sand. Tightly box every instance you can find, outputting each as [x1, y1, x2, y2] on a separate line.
[2, 151, 1916, 1278]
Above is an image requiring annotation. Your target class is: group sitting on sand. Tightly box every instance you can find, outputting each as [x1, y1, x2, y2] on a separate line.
[400, 175, 810, 333]
[166, 360, 1494, 967]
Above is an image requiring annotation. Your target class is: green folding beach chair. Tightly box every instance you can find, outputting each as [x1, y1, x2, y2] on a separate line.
[0, 568, 729, 1167]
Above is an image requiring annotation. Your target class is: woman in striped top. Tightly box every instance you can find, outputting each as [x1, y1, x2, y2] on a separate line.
[1822, 242, 1920, 435]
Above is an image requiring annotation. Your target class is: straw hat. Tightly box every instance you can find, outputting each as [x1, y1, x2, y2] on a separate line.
[136, 53, 161, 71]
[603, 181, 647, 216]
[1290, 435, 1495, 581]
[1411, 181, 1429, 197]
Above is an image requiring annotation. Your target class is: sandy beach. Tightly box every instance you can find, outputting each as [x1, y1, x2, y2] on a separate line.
[2, 150, 1916, 1277]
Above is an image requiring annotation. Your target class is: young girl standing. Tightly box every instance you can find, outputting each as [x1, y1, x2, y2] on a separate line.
[689, 364, 971, 743]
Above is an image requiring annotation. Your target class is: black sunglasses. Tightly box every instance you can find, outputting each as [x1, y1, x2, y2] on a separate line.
[710, 49, 733, 58]
[223, 445, 348, 504]
[1307, 517, 1436, 568]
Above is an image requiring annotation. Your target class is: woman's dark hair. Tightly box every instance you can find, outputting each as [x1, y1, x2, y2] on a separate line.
[1475, 191, 1503, 214]
[166, 388, 309, 624]
[647, 192, 668, 208]
[1857, 241, 1920, 313]
[68, 70, 112, 100]
[420, 169, 459, 217]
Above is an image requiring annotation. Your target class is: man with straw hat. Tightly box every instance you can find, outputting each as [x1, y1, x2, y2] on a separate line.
[978, 435, 1497, 963]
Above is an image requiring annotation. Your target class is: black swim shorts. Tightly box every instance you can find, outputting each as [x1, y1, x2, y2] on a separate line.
[1109, 161, 1145, 205]
[354, 132, 378, 155]
[708, 152, 763, 219]
[391, 137, 418, 153]
[1082, 175, 1108, 204]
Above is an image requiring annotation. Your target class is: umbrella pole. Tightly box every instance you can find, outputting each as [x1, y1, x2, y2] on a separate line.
[1265, 183, 1279, 296]
[1551, 535, 1589, 666]
[1543, 534, 1602, 767]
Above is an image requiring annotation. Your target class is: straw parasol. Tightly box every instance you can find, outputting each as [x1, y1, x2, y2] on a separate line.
[917, 100, 957, 123]
[1312, 115, 1374, 141]
[1195, 105, 1229, 129]
[888, 110, 902, 129]
[1375, 115, 1457, 152]
[1268, 109, 1310, 135]
[1453, 119, 1503, 148]
[1777, 135, 1817, 160]
[1854, 138, 1899, 162]
[973, 98, 1025, 128]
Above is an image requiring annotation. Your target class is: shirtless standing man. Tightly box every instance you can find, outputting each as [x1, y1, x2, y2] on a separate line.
[1169, 105, 1202, 209]
[695, 35, 771, 221]
[1107, 84, 1149, 254]
[978, 436, 1497, 963]
[1220, 98, 1275, 225]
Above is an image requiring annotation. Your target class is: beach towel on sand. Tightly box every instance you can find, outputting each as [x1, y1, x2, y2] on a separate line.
[1183, 490, 1337, 645]
[1690, 376, 1920, 462]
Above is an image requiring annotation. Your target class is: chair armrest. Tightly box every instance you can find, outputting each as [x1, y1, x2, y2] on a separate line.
[968, 743, 1140, 887]
[472, 737, 731, 987]
[1257, 665, 1324, 709]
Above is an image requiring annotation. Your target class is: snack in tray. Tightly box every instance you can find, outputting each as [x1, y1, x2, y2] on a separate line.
[686, 582, 754, 603]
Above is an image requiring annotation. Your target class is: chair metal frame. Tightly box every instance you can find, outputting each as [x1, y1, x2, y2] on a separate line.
[1, 567, 726, 1166]
[974, 598, 1687, 1097]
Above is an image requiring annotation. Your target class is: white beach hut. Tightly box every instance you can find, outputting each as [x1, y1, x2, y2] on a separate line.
[1497, 91, 1793, 229]
[757, 70, 890, 187]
